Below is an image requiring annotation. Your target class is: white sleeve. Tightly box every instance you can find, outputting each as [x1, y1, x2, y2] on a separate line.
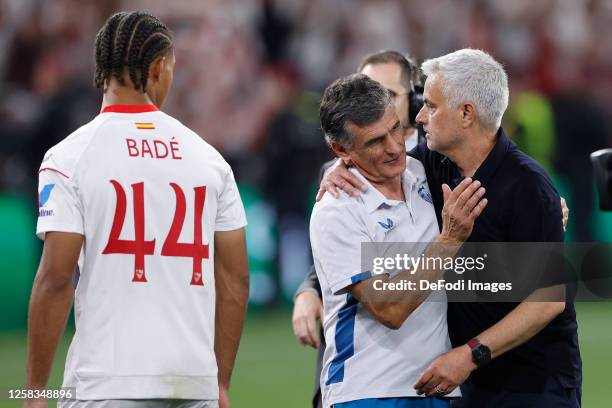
[215, 169, 247, 231]
[36, 168, 84, 240]
[310, 202, 373, 295]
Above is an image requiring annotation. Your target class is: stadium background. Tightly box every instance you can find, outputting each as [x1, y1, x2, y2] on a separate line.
[0, 0, 611, 406]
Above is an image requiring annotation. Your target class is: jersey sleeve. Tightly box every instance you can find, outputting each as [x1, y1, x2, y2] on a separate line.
[36, 167, 84, 240]
[310, 201, 373, 295]
[215, 168, 247, 231]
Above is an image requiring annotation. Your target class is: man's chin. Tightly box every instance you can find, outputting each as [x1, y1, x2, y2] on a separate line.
[384, 159, 406, 176]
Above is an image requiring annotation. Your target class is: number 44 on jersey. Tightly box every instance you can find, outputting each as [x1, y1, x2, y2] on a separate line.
[102, 180, 209, 286]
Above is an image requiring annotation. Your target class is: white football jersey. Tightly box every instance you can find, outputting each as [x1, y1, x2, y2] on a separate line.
[36, 104, 247, 400]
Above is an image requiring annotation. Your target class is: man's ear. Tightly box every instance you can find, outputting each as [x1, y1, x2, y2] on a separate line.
[330, 142, 352, 166]
[461, 102, 477, 129]
[149, 55, 166, 83]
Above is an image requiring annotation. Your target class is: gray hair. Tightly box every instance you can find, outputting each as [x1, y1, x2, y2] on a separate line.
[320, 73, 391, 149]
[421, 49, 509, 130]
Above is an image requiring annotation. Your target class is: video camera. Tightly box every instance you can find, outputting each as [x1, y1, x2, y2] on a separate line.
[591, 148, 612, 211]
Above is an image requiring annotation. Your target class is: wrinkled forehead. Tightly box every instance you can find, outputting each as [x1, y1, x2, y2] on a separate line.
[347, 105, 399, 145]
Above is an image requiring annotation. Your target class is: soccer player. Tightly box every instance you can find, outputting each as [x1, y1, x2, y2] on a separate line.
[26, 12, 249, 408]
[312, 74, 487, 407]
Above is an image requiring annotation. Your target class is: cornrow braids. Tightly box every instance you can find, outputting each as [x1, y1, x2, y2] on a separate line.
[126, 19, 166, 91]
[110, 12, 145, 86]
[93, 12, 127, 89]
[93, 11, 173, 92]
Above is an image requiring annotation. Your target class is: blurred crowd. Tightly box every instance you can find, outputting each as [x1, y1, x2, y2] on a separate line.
[1, 0, 611, 301]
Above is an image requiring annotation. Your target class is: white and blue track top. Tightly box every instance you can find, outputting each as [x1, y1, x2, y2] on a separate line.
[310, 157, 460, 407]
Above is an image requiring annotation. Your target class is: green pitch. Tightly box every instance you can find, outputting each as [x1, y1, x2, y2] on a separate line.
[0, 304, 610, 407]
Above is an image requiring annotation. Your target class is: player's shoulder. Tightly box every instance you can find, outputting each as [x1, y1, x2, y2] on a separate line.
[159, 112, 231, 171]
[40, 114, 112, 177]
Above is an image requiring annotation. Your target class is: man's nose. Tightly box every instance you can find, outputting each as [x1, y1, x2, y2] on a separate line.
[384, 133, 404, 154]
[415, 106, 426, 126]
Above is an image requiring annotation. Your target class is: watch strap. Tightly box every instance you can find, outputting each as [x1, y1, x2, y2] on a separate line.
[467, 338, 480, 350]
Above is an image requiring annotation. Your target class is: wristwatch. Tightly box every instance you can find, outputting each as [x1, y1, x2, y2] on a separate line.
[467, 338, 491, 367]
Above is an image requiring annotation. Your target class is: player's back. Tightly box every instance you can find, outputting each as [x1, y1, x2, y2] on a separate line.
[36, 104, 247, 400]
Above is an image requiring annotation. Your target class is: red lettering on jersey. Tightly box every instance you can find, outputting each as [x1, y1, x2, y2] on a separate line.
[141, 140, 153, 158]
[170, 141, 182, 160]
[126, 139, 181, 160]
[126, 139, 139, 157]
[102, 181, 156, 282]
[153, 140, 169, 158]
[162, 184, 209, 285]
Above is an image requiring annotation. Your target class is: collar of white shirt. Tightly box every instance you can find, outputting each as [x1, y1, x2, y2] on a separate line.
[349, 166, 418, 214]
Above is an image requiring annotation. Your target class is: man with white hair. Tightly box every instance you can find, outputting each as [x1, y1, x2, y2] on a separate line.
[316, 49, 581, 407]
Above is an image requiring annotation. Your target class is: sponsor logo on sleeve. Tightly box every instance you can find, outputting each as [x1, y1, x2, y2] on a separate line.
[38, 183, 55, 217]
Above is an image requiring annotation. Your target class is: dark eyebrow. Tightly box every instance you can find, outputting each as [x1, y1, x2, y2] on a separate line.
[387, 89, 398, 97]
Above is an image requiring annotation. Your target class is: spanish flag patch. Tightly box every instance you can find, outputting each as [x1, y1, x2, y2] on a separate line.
[135, 122, 155, 130]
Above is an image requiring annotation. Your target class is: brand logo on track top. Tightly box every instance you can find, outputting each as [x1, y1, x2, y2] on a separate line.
[378, 218, 394, 231]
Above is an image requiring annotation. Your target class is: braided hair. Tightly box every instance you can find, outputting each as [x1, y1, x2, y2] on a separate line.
[93, 11, 173, 93]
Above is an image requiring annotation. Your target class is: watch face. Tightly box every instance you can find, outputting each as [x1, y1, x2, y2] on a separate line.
[472, 344, 491, 366]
